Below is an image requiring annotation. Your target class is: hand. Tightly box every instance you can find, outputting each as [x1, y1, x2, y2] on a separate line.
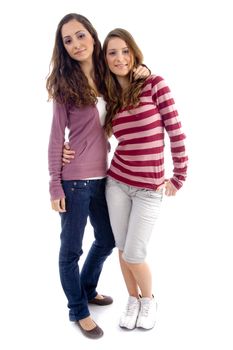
[164, 180, 177, 196]
[133, 65, 150, 80]
[51, 198, 66, 212]
[62, 142, 75, 165]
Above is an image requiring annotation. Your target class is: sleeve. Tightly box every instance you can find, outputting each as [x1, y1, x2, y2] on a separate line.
[151, 75, 188, 190]
[48, 101, 68, 200]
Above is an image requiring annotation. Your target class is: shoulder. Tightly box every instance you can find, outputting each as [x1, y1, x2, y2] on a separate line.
[141, 74, 165, 89]
[148, 74, 165, 86]
[141, 75, 167, 94]
[53, 99, 70, 115]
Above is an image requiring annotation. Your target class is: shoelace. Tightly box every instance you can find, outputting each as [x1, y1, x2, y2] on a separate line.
[125, 302, 138, 316]
[140, 302, 151, 317]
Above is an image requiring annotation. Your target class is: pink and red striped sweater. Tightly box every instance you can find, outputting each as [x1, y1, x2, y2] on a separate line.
[107, 75, 188, 190]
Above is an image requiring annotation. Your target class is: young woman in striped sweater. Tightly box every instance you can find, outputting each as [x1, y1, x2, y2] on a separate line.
[102, 28, 188, 330]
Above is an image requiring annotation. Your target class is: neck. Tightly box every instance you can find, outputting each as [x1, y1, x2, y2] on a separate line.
[80, 59, 100, 96]
[117, 76, 130, 91]
[79, 59, 94, 81]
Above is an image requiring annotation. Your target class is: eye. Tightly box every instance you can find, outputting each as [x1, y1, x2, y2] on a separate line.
[77, 32, 86, 39]
[122, 49, 129, 55]
[108, 51, 116, 56]
[64, 39, 72, 45]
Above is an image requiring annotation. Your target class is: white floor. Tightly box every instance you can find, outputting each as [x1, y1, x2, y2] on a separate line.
[1, 181, 233, 350]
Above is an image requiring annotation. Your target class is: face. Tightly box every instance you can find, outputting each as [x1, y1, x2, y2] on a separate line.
[106, 37, 133, 78]
[61, 19, 95, 63]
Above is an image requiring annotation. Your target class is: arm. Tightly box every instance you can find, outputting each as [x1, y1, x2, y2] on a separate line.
[48, 101, 68, 211]
[62, 136, 111, 165]
[152, 76, 188, 195]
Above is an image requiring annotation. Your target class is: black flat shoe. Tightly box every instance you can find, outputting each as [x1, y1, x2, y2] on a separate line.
[89, 295, 113, 306]
[76, 321, 104, 339]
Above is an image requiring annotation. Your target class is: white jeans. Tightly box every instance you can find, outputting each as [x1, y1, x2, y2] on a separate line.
[105, 178, 163, 263]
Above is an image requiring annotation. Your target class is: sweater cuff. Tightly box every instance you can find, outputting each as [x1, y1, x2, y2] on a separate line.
[170, 177, 183, 190]
[49, 181, 65, 201]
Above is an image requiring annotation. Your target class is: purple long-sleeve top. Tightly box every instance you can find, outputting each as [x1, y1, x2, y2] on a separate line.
[48, 101, 108, 200]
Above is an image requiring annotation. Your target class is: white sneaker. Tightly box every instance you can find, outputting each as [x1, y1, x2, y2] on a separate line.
[119, 296, 140, 329]
[136, 297, 157, 329]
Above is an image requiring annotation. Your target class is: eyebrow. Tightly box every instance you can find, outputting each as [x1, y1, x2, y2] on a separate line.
[107, 46, 129, 51]
[63, 30, 85, 40]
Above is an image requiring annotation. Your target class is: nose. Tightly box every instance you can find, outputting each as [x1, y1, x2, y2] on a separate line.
[115, 52, 124, 61]
[73, 37, 80, 49]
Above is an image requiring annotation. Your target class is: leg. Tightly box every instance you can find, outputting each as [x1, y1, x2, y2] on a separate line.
[80, 179, 115, 300]
[106, 179, 141, 329]
[123, 189, 162, 297]
[118, 248, 141, 330]
[106, 178, 139, 295]
[59, 180, 91, 321]
[123, 189, 162, 329]
[124, 261, 152, 297]
[118, 250, 139, 297]
[105, 178, 132, 253]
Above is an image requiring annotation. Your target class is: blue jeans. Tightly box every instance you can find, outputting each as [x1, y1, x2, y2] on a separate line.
[59, 178, 115, 321]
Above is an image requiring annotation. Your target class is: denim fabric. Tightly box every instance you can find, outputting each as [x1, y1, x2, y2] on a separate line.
[59, 178, 115, 321]
[106, 178, 162, 263]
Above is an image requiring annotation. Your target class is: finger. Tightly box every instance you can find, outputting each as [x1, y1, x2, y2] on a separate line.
[51, 200, 59, 211]
[60, 198, 66, 212]
[64, 142, 71, 150]
[168, 182, 177, 196]
[156, 184, 164, 192]
[57, 199, 66, 213]
[171, 189, 177, 196]
[134, 72, 141, 80]
[62, 158, 71, 164]
[165, 183, 172, 196]
[133, 67, 140, 76]
[63, 150, 75, 157]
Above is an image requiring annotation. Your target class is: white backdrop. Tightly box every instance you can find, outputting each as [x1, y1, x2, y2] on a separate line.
[0, 0, 232, 349]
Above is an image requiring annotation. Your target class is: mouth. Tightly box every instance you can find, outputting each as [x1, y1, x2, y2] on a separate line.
[115, 64, 127, 68]
[74, 49, 86, 55]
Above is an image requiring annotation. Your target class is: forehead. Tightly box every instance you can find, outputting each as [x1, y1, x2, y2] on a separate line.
[107, 37, 127, 50]
[61, 19, 88, 37]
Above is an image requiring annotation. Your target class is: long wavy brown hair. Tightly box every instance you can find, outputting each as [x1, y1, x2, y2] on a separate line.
[103, 28, 148, 136]
[46, 13, 106, 107]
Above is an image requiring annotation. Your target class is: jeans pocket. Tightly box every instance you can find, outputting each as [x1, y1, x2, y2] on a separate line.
[155, 187, 164, 195]
[139, 188, 163, 201]
[62, 181, 75, 194]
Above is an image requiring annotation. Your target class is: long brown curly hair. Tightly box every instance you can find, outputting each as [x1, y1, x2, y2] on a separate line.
[46, 13, 106, 107]
[103, 28, 148, 137]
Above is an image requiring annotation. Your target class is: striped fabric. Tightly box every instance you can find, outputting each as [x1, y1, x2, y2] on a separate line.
[107, 75, 188, 190]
